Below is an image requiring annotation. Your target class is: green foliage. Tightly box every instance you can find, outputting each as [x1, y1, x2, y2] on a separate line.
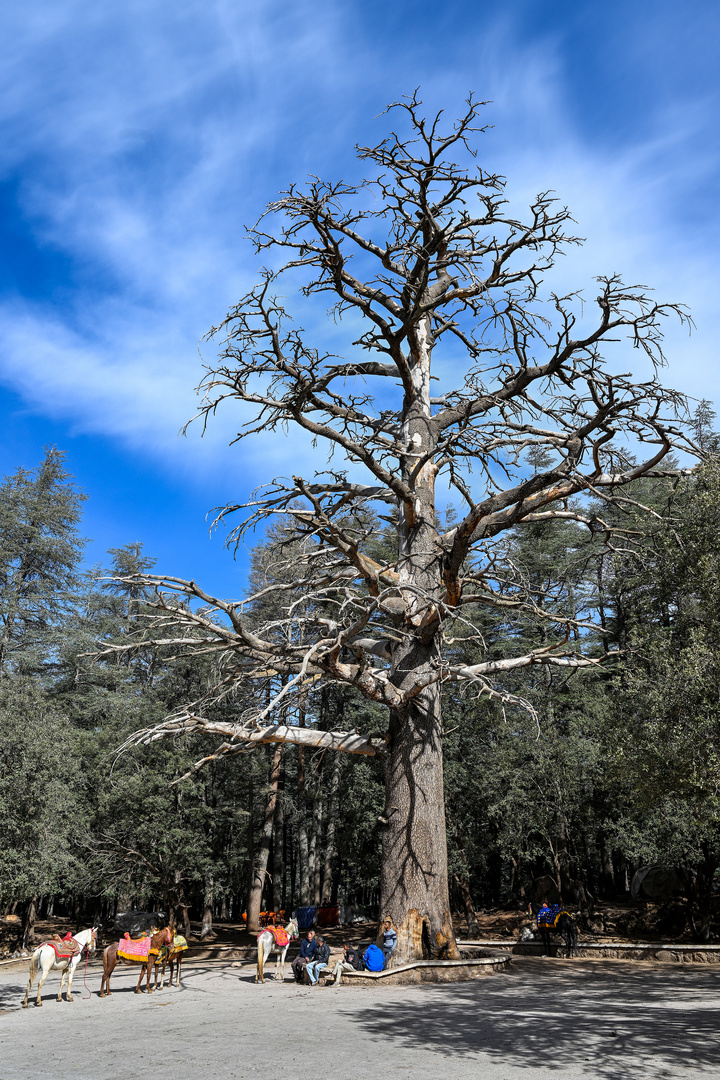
[0, 679, 86, 903]
[0, 448, 85, 676]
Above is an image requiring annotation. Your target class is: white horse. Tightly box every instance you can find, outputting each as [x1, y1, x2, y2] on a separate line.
[22, 927, 98, 1008]
[255, 917, 298, 983]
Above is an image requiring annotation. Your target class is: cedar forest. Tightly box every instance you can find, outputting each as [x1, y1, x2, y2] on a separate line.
[2, 101, 719, 955]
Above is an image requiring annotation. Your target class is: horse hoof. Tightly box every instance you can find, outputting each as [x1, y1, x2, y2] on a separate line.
[22, 1003, 28, 1009]
[67, 996, 73, 1002]
[36, 1001, 42, 1007]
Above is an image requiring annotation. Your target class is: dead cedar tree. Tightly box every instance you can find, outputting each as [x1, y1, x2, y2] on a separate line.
[107, 96, 693, 963]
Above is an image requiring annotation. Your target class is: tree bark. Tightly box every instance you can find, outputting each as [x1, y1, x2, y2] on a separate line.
[272, 754, 285, 914]
[21, 894, 37, 950]
[201, 877, 215, 940]
[381, 684, 458, 963]
[600, 838, 616, 897]
[378, 314, 459, 964]
[322, 753, 341, 903]
[453, 874, 480, 938]
[246, 744, 282, 932]
[296, 739, 310, 907]
[307, 788, 318, 908]
[311, 792, 323, 906]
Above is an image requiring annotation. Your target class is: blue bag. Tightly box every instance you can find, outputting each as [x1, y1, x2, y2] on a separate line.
[296, 906, 317, 930]
[362, 944, 385, 971]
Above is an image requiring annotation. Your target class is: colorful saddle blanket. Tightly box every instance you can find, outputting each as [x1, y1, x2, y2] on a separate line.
[158, 935, 188, 962]
[537, 906, 570, 930]
[117, 933, 157, 962]
[43, 938, 81, 960]
[257, 925, 289, 948]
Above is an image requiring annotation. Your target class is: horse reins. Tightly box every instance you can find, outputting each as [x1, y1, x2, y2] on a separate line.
[81, 932, 96, 999]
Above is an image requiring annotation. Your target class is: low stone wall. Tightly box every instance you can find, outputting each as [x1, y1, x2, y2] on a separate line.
[342, 952, 510, 985]
[457, 939, 720, 964]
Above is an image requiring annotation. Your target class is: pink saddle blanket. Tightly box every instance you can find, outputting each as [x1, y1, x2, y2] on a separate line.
[117, 934, 153, 961]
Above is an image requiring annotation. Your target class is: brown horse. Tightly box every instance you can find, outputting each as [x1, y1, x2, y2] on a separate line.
[100, 926, 172, 997]
[152, 932, 187, 991]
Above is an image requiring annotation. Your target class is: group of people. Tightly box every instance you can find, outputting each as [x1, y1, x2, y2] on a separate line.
[289, 918, 398, 986]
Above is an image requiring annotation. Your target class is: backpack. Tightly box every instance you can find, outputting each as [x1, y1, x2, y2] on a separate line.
[362, 944, 385, 972]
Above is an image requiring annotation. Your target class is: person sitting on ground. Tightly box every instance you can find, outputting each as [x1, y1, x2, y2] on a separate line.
[291, 929, 317, 982]
[331, 942, 365, 986]
[304, 935, 331, 984]
[381, 918, 397, 968]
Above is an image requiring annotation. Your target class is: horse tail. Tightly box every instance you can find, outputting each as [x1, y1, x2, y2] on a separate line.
[28, 950, 39, 984]
[256, 937, 264, 982]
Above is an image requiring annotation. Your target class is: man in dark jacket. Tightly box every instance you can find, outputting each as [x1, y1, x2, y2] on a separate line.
[330, 942, 364, 986]
[305, 935, 331, 984]
[291, 929, 317, 982]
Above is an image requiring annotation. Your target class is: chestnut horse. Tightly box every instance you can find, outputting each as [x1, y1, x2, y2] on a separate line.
[100, 926, 172, 997]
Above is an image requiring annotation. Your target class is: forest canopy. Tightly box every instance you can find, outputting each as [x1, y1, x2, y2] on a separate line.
[1, 100, 717, 954]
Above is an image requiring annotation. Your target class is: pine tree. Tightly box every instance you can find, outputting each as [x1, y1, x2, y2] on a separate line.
[0, 448, 85, 677]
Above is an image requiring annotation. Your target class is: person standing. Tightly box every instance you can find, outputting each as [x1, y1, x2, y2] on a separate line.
[381, 918, 397, 968]
[291, 929, 317, 982]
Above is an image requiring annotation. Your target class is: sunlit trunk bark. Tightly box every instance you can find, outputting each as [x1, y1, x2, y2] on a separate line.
[379, 315, 458, 963]
[247, 745, 282, 932]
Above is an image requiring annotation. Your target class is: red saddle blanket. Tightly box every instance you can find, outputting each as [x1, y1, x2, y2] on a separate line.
[43, 939, 81, 960]
[257, 926, 289, 948]
[117, 934, 155, 961]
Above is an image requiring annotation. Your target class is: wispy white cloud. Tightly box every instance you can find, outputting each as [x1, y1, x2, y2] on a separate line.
[0, 0, 718, 496]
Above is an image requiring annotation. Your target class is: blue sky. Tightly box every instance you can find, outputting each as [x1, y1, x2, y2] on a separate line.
[1, 0, 718, 595]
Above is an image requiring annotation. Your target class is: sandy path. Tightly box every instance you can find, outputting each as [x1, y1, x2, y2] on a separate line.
[1, 957, 719, 1079]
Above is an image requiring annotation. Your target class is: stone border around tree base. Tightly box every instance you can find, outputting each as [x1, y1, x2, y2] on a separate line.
[458, 940, 720, 963]
[340, 952, 510, 984]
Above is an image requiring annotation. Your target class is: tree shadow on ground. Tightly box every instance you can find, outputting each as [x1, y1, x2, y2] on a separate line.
[345, 959, 720, 1079]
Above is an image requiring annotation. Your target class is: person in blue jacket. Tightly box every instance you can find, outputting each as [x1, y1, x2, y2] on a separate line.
[291, 929, 317, 981]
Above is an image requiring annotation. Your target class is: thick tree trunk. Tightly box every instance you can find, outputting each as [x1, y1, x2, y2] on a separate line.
[379, 316, 458, 964]
[247, 745, 282, 932]
[381, 683, 458, 963]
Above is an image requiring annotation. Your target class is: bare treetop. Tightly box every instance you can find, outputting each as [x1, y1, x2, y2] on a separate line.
[109, 94, 693, 770]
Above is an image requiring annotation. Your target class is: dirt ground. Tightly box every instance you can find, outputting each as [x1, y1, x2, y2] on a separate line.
[1, 899, 701, 961]
[1, 954, 719, 1079]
